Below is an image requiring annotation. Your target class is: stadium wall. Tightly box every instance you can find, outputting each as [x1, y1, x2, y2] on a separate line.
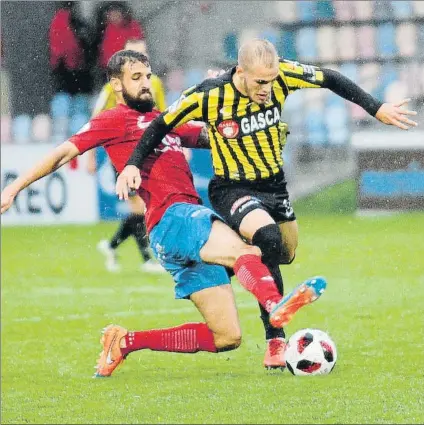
[1, 144, 98, 226]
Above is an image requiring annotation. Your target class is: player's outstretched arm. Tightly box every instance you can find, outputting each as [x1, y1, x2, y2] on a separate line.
[1, 141, 79, 214]
[321, 68, 418, 130]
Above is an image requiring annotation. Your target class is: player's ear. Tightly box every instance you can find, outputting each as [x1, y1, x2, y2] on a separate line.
[235, 65, 245, 78]
[110, 77, 122, 93]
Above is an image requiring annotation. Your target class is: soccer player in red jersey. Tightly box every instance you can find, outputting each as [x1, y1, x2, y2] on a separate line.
[1, 50, 326, 377]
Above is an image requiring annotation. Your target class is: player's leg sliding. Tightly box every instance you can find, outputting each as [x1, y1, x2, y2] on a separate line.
[233, 257, 327, 330]
[94, 206, 244, 378]
[95, 322, 224, 378]
[232, 253, 282, 312]
[269, 276, 327, 328]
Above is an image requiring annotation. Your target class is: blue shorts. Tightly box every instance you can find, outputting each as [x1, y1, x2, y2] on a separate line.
[150, 203, 230, 299]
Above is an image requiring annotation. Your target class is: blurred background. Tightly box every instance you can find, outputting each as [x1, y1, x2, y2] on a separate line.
[3, 4, 424, 422]
[1, 0, 423, 225]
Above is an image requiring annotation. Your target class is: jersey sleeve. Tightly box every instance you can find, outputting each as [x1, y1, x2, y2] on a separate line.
[161, 88, 204, 129]
[279, 59, 325, 93]
[68, 111, 125, 154]
[174, 121, 205, 148]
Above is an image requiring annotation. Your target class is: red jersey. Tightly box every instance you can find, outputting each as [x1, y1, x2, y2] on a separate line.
[69, 104, 203, 232]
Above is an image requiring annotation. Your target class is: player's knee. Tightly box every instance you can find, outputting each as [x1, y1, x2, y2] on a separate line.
[278, 246, 296, 264]
[239, 244, 262, 258]
[214, 330, 242, 352]
[230, 243, 262, 266]
[252, 224, 284, 267]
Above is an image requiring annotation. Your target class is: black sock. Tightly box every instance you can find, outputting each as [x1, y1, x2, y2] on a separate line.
[128, 214, 152, 262]
[258, 264, 286, 340]
[110, 216, 135, 249]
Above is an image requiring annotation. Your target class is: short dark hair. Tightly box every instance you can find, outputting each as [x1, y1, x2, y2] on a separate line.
[106, 50, 150, 80]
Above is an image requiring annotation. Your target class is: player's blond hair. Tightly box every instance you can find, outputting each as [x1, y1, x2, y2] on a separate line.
[238, 39, 279, 71]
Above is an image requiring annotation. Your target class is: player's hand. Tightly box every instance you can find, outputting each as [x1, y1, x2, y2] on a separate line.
[375, 99, 418, 130]
[1, 185, 17, 214]
[116, 165, 141, 201]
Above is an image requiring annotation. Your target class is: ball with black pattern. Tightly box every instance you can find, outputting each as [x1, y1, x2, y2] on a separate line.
[285, 328, 337, 376]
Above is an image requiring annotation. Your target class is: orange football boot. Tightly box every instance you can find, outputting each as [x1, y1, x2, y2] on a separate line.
[269, 276, 327, 328]
[264, 338, 287, 371]
[94, 324, 128, 378]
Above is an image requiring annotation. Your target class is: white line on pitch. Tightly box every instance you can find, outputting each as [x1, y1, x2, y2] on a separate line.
[8, 301, 259, 324]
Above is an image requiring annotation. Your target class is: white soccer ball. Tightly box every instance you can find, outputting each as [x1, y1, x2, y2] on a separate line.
[285, 328, 337, 376]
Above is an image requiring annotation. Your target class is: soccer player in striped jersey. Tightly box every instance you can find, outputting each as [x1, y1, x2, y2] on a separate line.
[117, 38, 418, 371]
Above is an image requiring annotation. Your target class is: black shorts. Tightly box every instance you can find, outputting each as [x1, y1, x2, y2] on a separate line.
[208, 169, 296, 231]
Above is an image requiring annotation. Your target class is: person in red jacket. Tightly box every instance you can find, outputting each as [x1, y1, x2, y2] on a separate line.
[48, 1, 93, 94]
[93, 1, 144, 82]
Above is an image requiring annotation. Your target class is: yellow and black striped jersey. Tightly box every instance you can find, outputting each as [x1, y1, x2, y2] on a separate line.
[92, 74, 167, 117]
[161, 59, 326, 181]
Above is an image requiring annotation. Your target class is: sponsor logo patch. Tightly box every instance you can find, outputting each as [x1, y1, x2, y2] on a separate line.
[230, 196, 251, 215]
[240, 106, 281, 135]
[238, 200, 258, 213]
[230, 196, 261, 216]
[282, 198, 294, 218]
[217, 120, 240, 138]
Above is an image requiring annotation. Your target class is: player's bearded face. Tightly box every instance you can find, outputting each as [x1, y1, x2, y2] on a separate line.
[122, 85, 154, 113]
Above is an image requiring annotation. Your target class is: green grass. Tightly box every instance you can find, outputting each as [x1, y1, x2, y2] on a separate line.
[293, 179, 356, 215]
[2, 183, 424, 424]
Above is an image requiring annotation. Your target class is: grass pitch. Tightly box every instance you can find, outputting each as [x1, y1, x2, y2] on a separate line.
[2, 181, 423, 424]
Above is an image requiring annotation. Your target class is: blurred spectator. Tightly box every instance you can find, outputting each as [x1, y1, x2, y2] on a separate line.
[93, 1, 144, 83]
[48, 1, 93, 95]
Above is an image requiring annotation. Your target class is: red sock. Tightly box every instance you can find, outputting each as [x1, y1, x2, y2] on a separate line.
[233, 254, 282, 312]
[121, 323, 217, 357]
